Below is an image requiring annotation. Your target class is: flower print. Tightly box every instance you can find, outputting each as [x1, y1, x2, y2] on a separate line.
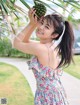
[28, 56, 69, 105]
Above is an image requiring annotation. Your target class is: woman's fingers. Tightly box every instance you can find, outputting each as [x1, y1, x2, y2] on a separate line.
[30, 8, 38, 22]
[32, 9, 36, 17]
[35, 15, 38, 23]
[28, 8, 41, 26]
[28, 8, 36, 19]
[29, 8, 35, 15]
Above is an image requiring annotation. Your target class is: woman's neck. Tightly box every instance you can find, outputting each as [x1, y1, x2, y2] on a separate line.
[40, 39, 55, 47]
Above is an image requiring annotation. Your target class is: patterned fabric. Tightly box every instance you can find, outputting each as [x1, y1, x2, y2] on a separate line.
[27, 56, 69, 105]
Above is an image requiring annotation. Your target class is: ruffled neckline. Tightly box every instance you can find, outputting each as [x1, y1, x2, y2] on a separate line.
[28, 56, 63, 76]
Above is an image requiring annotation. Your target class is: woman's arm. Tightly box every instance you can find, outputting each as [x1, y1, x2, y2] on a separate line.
[16, 8, 38, 43]
[13, 8, 42, 56]
[17, 23, 36, 42]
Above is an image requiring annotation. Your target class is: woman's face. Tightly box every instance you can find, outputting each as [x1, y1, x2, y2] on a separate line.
[36, 19, 55, 40]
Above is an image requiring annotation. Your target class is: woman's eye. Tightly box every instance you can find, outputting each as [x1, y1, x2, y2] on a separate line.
[45, 26, 49, 29]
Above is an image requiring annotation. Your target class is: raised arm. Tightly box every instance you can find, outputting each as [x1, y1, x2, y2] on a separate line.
[12, 8, 43, 56]
[15, 8, 38, 43]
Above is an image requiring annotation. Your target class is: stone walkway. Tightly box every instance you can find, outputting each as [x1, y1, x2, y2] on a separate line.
[0, 57, 80, 105]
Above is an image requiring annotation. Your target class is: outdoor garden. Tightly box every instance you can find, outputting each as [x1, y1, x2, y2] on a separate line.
[0, 0, 80, 105]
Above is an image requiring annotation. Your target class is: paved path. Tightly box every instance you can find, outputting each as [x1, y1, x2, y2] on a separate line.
[0, 57, 80, 105]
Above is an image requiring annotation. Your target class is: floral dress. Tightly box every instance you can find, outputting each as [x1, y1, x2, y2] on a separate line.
[27, 56, 69, 105]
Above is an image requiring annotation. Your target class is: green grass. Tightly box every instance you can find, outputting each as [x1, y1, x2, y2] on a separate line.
[64, 55, 80, 79]
[0, 62, 34, 105]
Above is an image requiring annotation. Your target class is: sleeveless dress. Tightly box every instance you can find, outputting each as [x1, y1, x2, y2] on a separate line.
[27, 56, 69, 105]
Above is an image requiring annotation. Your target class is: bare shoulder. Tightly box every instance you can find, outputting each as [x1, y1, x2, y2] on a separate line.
[28, 39, 47, 56]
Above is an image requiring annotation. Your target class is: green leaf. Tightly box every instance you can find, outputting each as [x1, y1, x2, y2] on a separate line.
[0, 4, 7, 15]
[0, 18, 3, 21]
[35, 0, 55, 11]
[5, 1, 20, 18]
[12, 11, 20, 19]
[6, 1, 16, 11]
[66, 1, 80, 9]
[2, 2, 11, 14]
[10, 0, 16, 4]
[47, 0, 70, 14]
[20, 0, 30, 9]
[3, 0, 7, 3]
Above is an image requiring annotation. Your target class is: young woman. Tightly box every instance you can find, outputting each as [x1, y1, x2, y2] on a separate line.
[13, 8, 74, 105]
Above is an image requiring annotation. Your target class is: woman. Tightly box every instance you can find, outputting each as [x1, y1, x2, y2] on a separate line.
[13, 8, 74, 105]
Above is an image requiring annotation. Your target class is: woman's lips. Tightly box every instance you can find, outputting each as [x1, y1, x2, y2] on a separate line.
[36, 30, 44, 35]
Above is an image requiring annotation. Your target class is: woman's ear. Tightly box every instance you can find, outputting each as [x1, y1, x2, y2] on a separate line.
[51, 33, 59, 39]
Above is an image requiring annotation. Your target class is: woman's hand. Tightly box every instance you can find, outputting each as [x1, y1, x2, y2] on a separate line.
[28, 8, 43, 27]
[28, 8, 38, 26]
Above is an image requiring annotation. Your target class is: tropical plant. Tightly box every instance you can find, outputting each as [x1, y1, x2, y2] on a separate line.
[0, 0, 80, 37]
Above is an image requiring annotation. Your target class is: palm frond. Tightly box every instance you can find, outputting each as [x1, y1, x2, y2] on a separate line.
[67, 2, 80, 9]
[0, 0, 79, 37]
[14, 4, 28, 15]
[19, 0, 30, 9]
[47, 0, 70, 13]
[33, 0, 64, 16]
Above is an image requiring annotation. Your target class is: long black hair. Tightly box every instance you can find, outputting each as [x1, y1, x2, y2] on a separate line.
[44, 14, 74, 68]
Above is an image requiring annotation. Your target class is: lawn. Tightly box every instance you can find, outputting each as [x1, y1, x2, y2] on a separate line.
[0, 62, 34, 105]
[64, 55, 80, 79]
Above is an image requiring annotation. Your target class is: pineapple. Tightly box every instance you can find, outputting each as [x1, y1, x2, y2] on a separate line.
[33, 1, 47, 19]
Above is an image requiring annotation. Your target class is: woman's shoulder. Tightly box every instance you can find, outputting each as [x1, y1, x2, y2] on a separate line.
[26, 39, 47, 56]
[29, 40, 47, 49]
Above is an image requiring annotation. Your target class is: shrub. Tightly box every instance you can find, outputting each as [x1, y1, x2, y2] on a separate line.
[0, 38, 32, 59]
